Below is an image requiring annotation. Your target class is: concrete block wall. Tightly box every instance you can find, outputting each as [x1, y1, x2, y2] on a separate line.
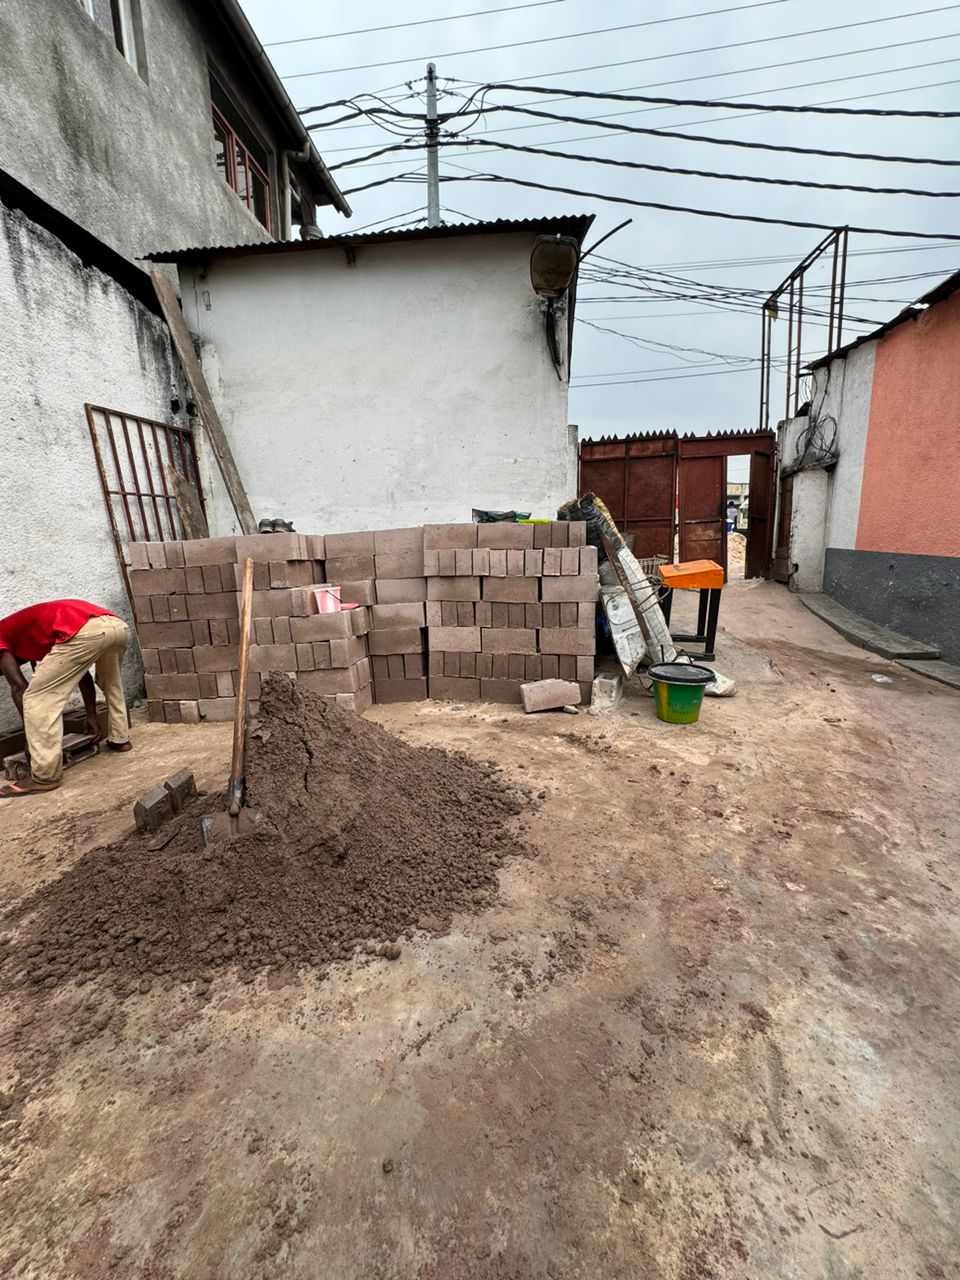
[128, 522, 598, 719]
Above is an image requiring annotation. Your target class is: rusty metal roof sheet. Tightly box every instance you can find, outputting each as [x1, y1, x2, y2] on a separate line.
[142, 215, 595, 265]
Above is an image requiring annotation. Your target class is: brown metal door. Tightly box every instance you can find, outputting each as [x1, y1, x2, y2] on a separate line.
[678, 449, 725, 565]
[579, 434, 677, 559]
[746, 445, 775, 578]
[773, 475, 793, 582]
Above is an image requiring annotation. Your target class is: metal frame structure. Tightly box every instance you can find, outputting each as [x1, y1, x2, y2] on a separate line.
[760, 227, 848, 430]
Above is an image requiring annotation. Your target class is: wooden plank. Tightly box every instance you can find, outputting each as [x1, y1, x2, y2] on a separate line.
[150, 269, 257, 535]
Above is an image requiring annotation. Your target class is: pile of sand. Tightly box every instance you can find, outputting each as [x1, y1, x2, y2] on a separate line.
[4, 675, 530, 999]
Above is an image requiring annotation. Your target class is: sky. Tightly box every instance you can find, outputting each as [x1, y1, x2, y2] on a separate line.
[245, 0, 960, 477]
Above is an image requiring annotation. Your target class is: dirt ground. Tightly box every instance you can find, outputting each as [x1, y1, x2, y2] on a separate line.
[1, 581, 958, 1280]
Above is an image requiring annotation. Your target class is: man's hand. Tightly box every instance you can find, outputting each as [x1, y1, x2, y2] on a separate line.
[0, 650, 28, 725]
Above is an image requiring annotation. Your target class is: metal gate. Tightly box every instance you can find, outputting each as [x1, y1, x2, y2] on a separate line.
[579, 429, 777, 576]
[773, 475, 794, 583]
[579, 432, 678, 560]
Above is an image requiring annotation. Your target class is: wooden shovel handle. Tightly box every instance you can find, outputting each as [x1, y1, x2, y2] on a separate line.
[230, 557, 254, 791]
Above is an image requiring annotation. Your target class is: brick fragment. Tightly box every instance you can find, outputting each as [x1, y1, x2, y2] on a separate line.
[520, 679, 582, 713]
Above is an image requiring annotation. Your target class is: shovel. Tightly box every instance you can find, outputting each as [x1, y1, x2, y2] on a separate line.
[201, 556, 262, 845]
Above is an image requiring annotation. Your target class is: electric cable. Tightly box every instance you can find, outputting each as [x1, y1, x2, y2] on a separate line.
[264, 0, 578, 47]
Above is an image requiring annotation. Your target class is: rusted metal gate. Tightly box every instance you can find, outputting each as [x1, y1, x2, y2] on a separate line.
[773, 475, 794, 583]
[579, 432, 678, 560]
[579, 428, 778, 576]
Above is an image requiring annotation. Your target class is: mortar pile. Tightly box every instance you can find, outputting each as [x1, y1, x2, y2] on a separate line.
[5, 674, 529, 997]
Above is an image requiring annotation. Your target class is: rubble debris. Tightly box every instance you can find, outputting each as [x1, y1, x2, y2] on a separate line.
[4, 675, 530, 1000]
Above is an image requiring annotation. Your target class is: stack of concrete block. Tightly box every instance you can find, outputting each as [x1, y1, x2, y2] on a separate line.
[422, 521, 598, 704]
[130, 531, 371, 721]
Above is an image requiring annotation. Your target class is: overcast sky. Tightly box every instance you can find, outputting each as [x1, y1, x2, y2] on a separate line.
[246, 0, 959, 475]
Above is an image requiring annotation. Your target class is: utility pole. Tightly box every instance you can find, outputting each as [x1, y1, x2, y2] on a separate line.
[425, 62, 440, 227]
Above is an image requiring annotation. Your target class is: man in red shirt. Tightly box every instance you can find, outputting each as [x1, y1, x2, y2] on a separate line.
[0, 600, 132, 798]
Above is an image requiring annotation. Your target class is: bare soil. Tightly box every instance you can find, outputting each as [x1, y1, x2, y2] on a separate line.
[1, 582, 958, 1280]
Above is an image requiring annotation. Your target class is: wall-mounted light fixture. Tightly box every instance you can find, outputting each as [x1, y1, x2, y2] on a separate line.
[530, 234, 579, 298]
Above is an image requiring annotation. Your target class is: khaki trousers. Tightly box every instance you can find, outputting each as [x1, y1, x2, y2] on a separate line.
[23, 616, 130, 784]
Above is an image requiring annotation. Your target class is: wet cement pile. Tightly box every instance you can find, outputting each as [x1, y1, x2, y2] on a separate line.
[4, 674, 530, 1000]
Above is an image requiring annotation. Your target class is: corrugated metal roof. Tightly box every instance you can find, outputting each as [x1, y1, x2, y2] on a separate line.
[808, 265, 960, 369]
[142, 215, 595, 264]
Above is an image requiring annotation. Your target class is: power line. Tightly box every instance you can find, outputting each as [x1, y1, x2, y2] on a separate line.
[479, 74, 960, 118]
[288, 0, 798, 82]
[570, 365, 774, 387]
[433, 170, 960, 239]
[445, 136, 960, 197]
[413, 4, 960, 93]
[264, 0, 575, 48]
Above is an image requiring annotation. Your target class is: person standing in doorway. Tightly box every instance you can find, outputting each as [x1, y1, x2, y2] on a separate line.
[726, 501, 739, 532]
[0, 600, 132, 798]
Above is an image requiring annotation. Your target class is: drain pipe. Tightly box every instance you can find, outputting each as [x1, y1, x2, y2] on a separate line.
[281, 142, 311, 241]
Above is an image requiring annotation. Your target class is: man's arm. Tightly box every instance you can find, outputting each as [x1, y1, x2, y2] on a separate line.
[0, 650, 28, 725]
[78, 672, 102, 740]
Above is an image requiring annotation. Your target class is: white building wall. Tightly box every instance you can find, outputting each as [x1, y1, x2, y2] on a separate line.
[180, 234, 578, 535]
[816, 342, 877, 551]
[0, 203, 190, 731]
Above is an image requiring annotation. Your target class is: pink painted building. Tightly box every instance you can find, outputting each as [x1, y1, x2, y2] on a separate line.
[778, 269, 960, 662]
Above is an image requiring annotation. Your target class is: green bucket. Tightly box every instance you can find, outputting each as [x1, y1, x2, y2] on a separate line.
[648, 662, 714, 724]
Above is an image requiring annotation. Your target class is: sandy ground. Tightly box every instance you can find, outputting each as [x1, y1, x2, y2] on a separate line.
[1, 581, 958, 1280]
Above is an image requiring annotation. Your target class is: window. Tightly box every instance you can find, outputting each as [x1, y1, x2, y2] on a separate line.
[77, 0, 142, 74]
[210, 76, 273, 234]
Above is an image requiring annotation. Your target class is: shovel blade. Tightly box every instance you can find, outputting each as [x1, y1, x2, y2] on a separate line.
[200, 808, 263, 846]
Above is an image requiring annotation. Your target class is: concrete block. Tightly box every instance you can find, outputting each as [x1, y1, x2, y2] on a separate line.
[367, 628, 424, 656]
[423, 549, 440, 576]
[482, 576, 539, 604]
[326, 554, 377, 581]
[133, 784, 174, 834]
[336, 683, 374, 714]
[269, 560, 315, 589]
[387, 654, 405, 679]
[129, 567, 186, 596]
[313, 641, 331, 669]
[147, 699, 163, 722]
[290, 612, 362, 642]
[423, 523, 478, 550]
[200, 564, 222, 593]
[234, 532, 305, 562]
[472, 548, 491, 576]
[374, 526, 422, 554]
[507, 604, 527, 629]
[578, 602, 595, 627]
[576, 656, 595, 681]
[525, 603, 542, 629]
[306, 534, 326, 559]
[294, 643, 314, 671]
[151, 595, 170, 623]
[144, 673, 200, 700]
[475, 652, 493, 678]
[558, 655, 577, 681]
[192, 645, 240, 673]
[374, 677, 428, 703]
[338, 579, 376, 607]
[248, 589, 298, 617]
[198, 673, 218, 698]
[162, 770, 196, 816]
[480, 678, 523, 704]
[371, 655, 390, 680]
[136, 620, 195, 649]
[142, 542, 165, 569]
[141, 647, 160, 674]
[128, 542, 151, 570]
[475, 601, 492, 628]
[453, 548, 472, 576]
[324, 530, 376, 557]
[371, 602, 425, 628]
[524, 549, 544, 576]
[163, 701, 182, 724]
[273, 616, 293, 645]
[184, 566, 205, 594]
[482, 627, 536, 654]
[132, 596, 152, 624]
[178, 700, 201, 725]
[187, 592, 238, 621]
[427, 576, 481, 602]
[161, 541, 185, 568]
[159, 650, 178, 674]
[375, 550, 424, 578]
[550, 522, 569, 547]
[191, 620, 212, 646]
[168, 595, 190, 621]
[506, 550, 525, 576]
[182, 536, 239, 567]
[438, 549, 457, 576]
[538, 628, 595, 656]
[329, 635, 368, 666]
[476, 522, 534, 549]
[568, 522, 587, 547]
[425, 601, 443, 627]
[429, 675, 480, 701]
[215, 671, 234, 697]
[298, 665, 367, 695]
[375, 578, 428, 604]
[254, 618, 273, 646]
[198, 697, 238, 722]
[440, 602, 458, 626]
[508, 654, 526, 680]
[533, 523, 552, 549]
[404, 652, 426, 678]
[427, 652, 443, 676]
[175, 649, 195, 674]
[428, 626, 481, 653]
[559, 602, 578, 628]
[542, 548, 562, 576]
[540, 576, 599, 603]
[525, 655, 542, 681]
[488, 549, 508, 577]
[520, 679, 581, 713]
[443, 651, 460, 678]
[560, 547, 581, 576]
[579, 545, 599, 574]
[541, 654, 559, 680]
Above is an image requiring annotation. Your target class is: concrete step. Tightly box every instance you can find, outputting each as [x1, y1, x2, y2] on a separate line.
[798, 593, 941, 660]
[897, 658, 960, 691]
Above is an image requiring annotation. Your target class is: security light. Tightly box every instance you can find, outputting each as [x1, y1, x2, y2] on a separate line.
[530, 235, 579, 298]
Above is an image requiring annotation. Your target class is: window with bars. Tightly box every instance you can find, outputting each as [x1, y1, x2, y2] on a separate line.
[210, 75, 273, 233]
[85, 406, 205, 544]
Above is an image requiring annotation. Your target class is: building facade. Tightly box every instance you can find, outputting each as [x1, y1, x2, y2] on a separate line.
[778, 271, 960, 662]
[150, 218, 592, 535]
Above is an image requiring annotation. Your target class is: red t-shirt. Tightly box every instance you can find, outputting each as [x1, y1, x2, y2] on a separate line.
[0, 600, 116, 664]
